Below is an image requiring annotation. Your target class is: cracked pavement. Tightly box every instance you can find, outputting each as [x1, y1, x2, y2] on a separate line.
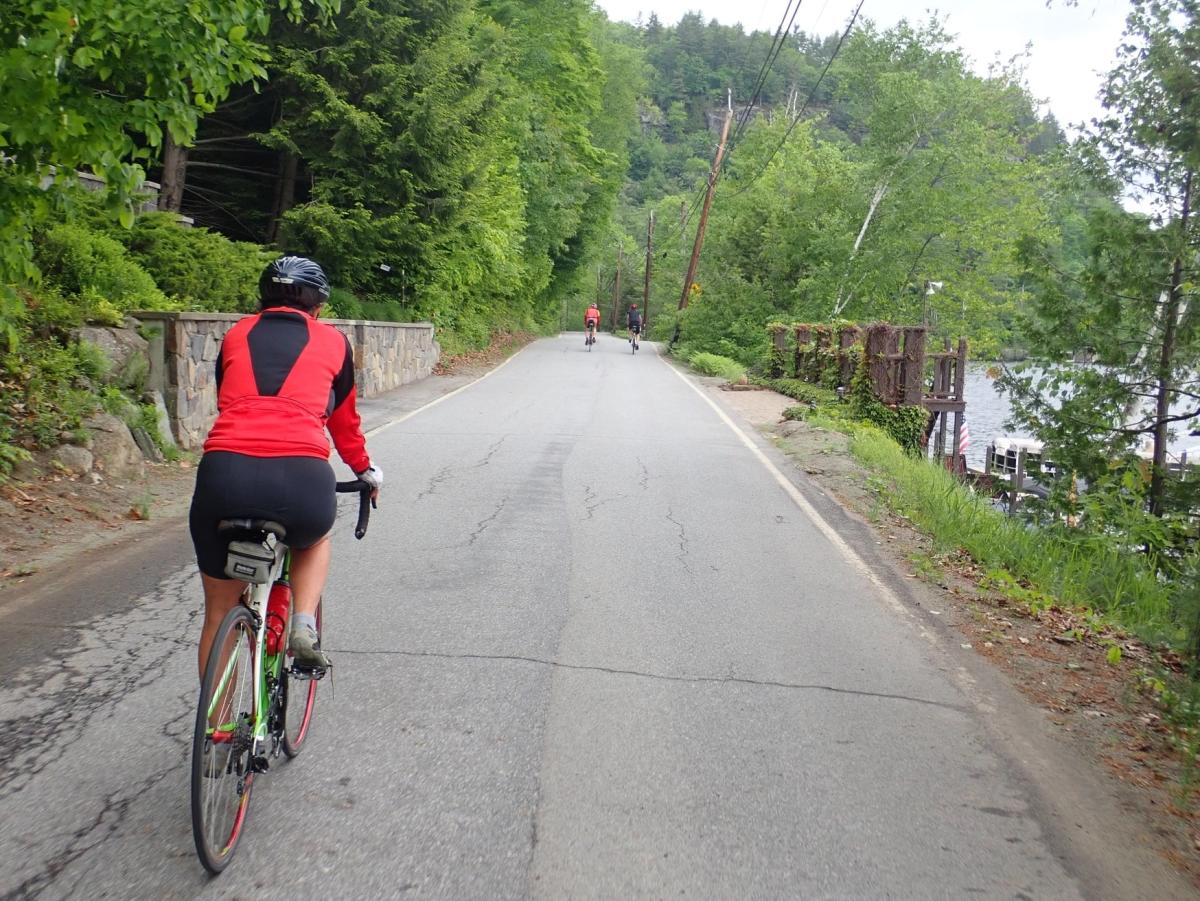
[1, 333, 1167, 899]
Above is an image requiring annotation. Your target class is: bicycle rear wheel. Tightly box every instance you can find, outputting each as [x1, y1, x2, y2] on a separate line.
[282, 597, 322, 758]
[191, 603, 259, 874]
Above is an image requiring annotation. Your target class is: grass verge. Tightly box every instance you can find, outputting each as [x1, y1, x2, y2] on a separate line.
[841, 420, 1200, 790]
[847, 425, 1176, 641]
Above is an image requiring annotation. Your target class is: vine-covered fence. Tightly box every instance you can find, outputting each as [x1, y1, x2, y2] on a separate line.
[768, 322, 969, 468]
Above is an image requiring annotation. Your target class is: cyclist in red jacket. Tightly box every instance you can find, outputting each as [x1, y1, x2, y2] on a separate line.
[584, 303, 601, 345]
[189, 256, 382, 675]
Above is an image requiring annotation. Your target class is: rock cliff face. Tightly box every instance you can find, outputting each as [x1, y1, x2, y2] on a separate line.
[14, 322, 155, 484]
[73, 324, 149, 389]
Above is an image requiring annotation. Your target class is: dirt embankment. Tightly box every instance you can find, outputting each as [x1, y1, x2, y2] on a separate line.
[0, 459, 196, 584]
[713, 381, 1200, 888]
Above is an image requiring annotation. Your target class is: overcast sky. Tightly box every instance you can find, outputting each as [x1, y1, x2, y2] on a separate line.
[593, 1, 1131, 131]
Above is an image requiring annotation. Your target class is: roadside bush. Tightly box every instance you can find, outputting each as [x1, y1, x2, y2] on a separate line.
[123, 214, 271, 313]
[1, 287, 105, 457]
[848, 352, 929, 452]
[360, 298, 420, 323]
[687, 352, 746, 382]
[751, 377, 839, 407]
[848, 425, 1182, 647]
[326, 288, 365, 320]
[35, 224, 172, 322]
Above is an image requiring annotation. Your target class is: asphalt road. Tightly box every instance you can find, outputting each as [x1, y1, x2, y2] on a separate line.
[0, 334, 1175, 899]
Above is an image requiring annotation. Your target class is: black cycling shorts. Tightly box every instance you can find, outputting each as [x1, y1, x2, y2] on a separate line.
[629, 324, 642, 334]
[189, 451, 336, 578]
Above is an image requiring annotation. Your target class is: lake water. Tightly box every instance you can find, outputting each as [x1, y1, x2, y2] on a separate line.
[958, 364, 1199, 470]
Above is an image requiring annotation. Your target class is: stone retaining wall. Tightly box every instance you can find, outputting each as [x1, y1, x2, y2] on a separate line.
[136, 312, 439, 449]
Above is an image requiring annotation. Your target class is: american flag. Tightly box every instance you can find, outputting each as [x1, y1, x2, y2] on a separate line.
[958, 419, 970, 456]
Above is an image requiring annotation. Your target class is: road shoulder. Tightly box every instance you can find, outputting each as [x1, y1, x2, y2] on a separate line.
[677, 365, 1198, 898]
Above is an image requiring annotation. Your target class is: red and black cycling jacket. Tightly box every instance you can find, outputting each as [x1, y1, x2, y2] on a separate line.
[203, 307, 370, 473]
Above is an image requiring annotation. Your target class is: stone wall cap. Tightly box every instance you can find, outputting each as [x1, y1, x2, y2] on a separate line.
[132, 311, 244, 322]
[131, 310, 434, 329]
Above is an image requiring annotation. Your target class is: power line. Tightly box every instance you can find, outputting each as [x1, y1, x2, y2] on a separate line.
[726, 0, 866, 199]
[628, 0, 837, 270]
[648, 2, 802, 257]
[730, 0, 807, 147]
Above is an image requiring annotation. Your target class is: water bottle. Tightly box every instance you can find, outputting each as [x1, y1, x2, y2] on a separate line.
[264, 581, 291, 655]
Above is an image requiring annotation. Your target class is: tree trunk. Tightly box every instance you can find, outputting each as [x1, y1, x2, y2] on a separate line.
[159, 131, 188, 213]
[267, 152, 299, 245]
[831, 182, 888, 317]
[1149, 169, 1192, 517]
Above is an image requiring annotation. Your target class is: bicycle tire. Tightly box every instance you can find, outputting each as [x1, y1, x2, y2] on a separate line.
[282, 597, 322, 758]
[191, 603, 259, 874]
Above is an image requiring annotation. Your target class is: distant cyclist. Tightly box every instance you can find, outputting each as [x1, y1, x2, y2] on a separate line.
[189, 256, 382, 678]
[627, 303, 643, 347]
[584, 302, 601, 346]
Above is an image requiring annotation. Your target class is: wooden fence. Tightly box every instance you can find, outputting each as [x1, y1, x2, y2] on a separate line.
[768, 322, 969, 468]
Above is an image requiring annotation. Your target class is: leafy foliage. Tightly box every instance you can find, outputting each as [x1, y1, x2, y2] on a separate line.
[0, 0, 339, 339]
[604, 14, 1063, 365]
[0, 287, 108, 457]
[35, 224, 172, 322]
[1005, 0, 1200, 530]
[121, 215, 271, 313]
[685, 351, 746, 382]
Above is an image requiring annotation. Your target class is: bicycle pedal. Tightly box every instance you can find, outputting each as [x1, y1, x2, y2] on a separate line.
[250, 755, 270, 774]
[290, 664, 328, 681]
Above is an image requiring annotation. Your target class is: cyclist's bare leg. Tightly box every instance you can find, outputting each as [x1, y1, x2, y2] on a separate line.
[196, 534, 329, 676]
[289, 534, 331, 618]
[198, 575, 246, 678]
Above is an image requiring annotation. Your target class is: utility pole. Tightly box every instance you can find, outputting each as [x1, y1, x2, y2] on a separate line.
[643, 211, 654, 329]
[679, 92, 733, 311]
[610, 245, 623, 332]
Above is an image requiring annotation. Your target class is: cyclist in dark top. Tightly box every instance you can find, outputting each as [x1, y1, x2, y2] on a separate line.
[627, 303, 643, 345]
[189, 256, 382, 676]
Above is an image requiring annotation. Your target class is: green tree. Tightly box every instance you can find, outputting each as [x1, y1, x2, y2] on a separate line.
[1008, 0, 1200, 524]
[0, 0, 338, 342]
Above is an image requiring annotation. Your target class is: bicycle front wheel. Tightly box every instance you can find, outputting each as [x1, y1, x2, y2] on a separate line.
[191, 603, 259, 874]
[282, 597, 322, 758]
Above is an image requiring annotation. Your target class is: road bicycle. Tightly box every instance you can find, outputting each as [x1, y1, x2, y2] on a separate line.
[630, 328, 640, 353]
[585, 322, 597, 350]
[190, 480, 372, 874]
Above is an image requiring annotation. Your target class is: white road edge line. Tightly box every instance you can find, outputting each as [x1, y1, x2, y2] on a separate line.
[660, 356, 936, 642]
[365, 343, 529, 438]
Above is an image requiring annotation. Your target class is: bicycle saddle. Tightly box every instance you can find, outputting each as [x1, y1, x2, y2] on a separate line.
[217, 518, 288, 543]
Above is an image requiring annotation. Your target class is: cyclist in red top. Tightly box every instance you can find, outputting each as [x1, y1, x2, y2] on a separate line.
[584, 303, 601, 346]
[189, 256, 382, 675]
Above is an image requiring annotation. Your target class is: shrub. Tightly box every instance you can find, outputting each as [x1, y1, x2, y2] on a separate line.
[847, 351, 929, 452]
[35, 224, 172, 320]
[688, 352, 747, 382]
[360, 298, 416, 323]
[326, 288, 365, 320]
[751, 377, 839, 406]
[0, 284, 118, 467]
[123, 214, 271, 313]
[848, 425, 1184, 648]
